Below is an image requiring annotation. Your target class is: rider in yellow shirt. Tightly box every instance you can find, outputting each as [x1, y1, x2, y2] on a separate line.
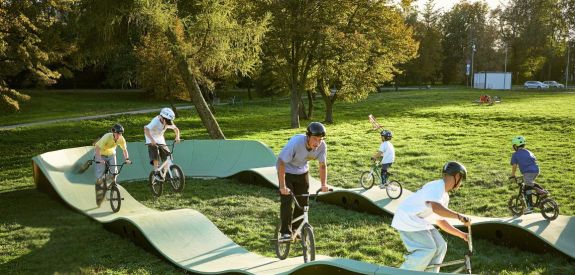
[94, 124, 131, 206]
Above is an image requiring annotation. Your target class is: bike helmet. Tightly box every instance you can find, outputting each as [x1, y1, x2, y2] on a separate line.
[306, 122, 326, 137]
[512, 136, 526, 147]
[442, 161, 467, 181]
[380, 130, 393, 139]
[160, 107, 175, 125]
[111, 123, 124, 133]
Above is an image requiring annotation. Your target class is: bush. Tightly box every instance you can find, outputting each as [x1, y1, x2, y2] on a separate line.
[0, 85, 30, 113]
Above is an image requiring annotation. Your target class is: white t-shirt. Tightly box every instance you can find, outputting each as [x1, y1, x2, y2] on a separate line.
[391, 179, 449, 232]
[379, 141, 395, 164]
[144, 116, 176, 145]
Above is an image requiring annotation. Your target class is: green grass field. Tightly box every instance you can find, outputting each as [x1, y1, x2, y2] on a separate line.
[1, 88, 574, 274]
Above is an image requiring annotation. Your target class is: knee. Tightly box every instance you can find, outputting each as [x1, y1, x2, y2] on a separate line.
[436, 240, 447, 256]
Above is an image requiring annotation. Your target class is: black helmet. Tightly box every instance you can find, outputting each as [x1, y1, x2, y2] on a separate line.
[306, 122, 326, 137]
[111, 124, 124, 133]
[380, 130, 393, 139]
[442, 161, 467, 181]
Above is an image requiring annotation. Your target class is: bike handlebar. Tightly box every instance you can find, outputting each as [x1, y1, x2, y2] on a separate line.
[288, 188, 333, 210]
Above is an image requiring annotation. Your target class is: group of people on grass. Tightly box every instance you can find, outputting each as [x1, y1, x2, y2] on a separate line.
[91, 107, 542, 273]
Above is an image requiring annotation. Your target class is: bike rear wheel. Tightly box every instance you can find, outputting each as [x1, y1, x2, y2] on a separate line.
[109, 185, 121, 213]
[386, 180, 403, 199]
[360, 171, 375, 189]
[274, 222, 290, 260]
[148, 171, 163, 197]
[540, 198, 559, 221]
[508, 195, 525, 216]
[301, 224, 315, 263]
[169, 165, 185, 192]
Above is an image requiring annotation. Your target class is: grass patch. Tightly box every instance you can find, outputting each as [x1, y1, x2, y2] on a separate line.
[1, 88, 575, 273]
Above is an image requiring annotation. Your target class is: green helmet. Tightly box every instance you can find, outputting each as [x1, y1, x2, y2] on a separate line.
[512, 136, 526, 146]
[442, 161, 467, 181]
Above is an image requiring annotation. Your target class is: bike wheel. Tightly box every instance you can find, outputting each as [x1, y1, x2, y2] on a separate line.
[508, 195, 525, 216]
[274, 222, 290, 260]
[109, 185, 121, 213]
[360, 171, 375, 189]
[169, 165, 185, 192]
[386, 180, 403, 199]
[148, 171, 163, 197]
[540, 198, 559, 221]
[301, 224, 315, 263]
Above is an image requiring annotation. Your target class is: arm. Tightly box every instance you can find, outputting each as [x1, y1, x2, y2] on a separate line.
[94, 145, 102, 161]
[436, 219, 468, 242]
[429, 201, 470, 225]
[144, 126, 156, 146]
[319, 161, 328, 192]
[277, 159, 289, 195]
[173, 125, 181, 142]
[122, 148, 131, 164]
[371, 151, 383, 160]
[511, 164, 518, 177]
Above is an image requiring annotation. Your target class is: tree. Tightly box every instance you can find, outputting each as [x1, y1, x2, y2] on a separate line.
[261, 0, 417, 127]
[0, 0, 76, 112]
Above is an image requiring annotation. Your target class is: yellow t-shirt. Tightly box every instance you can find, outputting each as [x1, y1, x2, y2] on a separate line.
[95, 133, 127, 157]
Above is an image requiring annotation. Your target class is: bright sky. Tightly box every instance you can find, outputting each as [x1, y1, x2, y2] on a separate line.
[415, 0, 509, 13]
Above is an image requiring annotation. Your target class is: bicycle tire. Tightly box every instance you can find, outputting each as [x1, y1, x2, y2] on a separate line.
[274, 222, 290, 260]
[508, 195, 525, 216]
[109, 185, 121, 213]
[360, 171, 375, 189]
[301, 224, 315, 263]
[386, 180, 403, 199]
[169, 165, 185, 192]
[540, 198, 559, 221]
[148, 171, 163, 197]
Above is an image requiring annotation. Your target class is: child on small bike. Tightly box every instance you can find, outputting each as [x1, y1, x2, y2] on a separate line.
[144, 108, 180, 180]
[94, 124, 131, 206]
[391, 161, 471, 272]
[370, 129, 395, 188]
[510, 135, 541, 214]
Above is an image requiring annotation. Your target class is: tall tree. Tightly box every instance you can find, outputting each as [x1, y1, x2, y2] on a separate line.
[261, 0, 417, 127]
[0, 0, 76, 112]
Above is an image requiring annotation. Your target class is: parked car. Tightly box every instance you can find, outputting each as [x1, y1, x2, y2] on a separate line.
[543, 81, 564, 89]
[524, 81, 549, 89]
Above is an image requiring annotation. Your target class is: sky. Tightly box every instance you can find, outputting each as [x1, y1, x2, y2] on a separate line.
[415, 0, 509, 13]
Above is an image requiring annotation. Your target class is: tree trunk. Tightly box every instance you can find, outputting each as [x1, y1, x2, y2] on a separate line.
[317, 79, 334, 123]
[165, 28, 225, 139]
[307, 90, 314, 119]
[298, 96, 308, 119]
[290, 74, 300, 128]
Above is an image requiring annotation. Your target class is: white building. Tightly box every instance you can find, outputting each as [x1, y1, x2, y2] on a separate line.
[473, 72, 512, 90]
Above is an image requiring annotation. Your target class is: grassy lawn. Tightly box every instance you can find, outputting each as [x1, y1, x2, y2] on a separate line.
[1, 88, 574, 274]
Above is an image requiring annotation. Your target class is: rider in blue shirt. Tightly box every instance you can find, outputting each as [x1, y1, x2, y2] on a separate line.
[510, 136, 540, 214]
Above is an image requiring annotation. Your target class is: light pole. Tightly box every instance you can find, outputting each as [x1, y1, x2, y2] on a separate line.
[567, 42, 571, 89]
[471, 41, 476, 88]
[504, 43, 508, 90]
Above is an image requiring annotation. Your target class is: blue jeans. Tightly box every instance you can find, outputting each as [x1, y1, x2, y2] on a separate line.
[398, 228, 447, 273]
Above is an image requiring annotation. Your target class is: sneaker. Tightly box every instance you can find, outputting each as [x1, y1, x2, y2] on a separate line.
[153, 171, 163, 181]
[524, 207, 533, 214]
[279, 233, 291, 242]
[379, 183, 386, 189]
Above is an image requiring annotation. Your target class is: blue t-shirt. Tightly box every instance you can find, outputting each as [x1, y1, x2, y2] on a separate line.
[510, 148, 539, 174]
[277, 134, 327, 175]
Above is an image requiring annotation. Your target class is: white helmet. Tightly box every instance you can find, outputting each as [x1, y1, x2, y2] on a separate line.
[160, 108, 175, 121]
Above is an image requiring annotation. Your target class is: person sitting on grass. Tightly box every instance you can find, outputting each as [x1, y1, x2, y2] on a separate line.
[391, 161, 471, 273]
[370, 129, 395, 188]
[510, 135, 540, 214]
[94, 124, 131, 207]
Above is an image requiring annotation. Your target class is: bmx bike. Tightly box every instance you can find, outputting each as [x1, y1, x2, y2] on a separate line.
[508, 176, 559, 220]
[148, 141, 185, 197]
[88, 159, 130, 213]
[359, 160, 403, 199]
[274, 188, 331, 263]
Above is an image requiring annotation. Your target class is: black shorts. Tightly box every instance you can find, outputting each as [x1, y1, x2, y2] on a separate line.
[147, 144, 170, 165]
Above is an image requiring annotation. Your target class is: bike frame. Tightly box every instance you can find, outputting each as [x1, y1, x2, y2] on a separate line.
[286, 192, 311, 241]
[92, 159, 127, 187]
[155, 141, 177, 181]
[511, 176, 543, 208]
[428, 223, 473, 273]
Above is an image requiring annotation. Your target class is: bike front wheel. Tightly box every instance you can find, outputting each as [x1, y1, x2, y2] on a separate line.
[386, 180, 403, 199]
[360, 171, 375, 189]
[109, 185, 121, 213]
[540, 198, 559, 221]
[301, 224, 315, 263]
[169, 165, 185, 192]
[508, 195, 525, 216]
[148, 171, 163, 197]
[274, 222, 290, 260]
